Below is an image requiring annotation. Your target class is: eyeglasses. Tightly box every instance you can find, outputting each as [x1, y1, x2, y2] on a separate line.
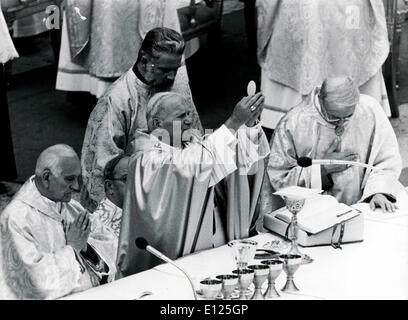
[315, 95, 353, 124]
[321, 107, 353, 124]
[316, 91, 355, 123]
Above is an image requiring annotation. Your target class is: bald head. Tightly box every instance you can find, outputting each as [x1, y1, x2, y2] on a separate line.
[35, 144, 78, 176]
[319, 76, 359, 122]
[34, 144, 81, 202]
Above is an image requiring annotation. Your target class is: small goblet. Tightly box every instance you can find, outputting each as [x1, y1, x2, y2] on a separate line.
[260, 259, 283, 299]
[248, 264, 269, 300]
[232, 268, 254, 300]
[200, 279, 222, 299]
[216, 274, 239, 299]
[280, 254, 302, 293]
[228, 240, 258, 271]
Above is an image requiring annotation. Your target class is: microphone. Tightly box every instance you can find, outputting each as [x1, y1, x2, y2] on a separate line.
[297, 156, 380, 171]
[135, 237, 198, 300]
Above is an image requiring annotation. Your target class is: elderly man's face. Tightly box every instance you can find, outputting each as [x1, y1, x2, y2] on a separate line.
[321, 100, 356, 125]
[105, 157, 129, 209]
[48, 156, 81, 202]
[146, 52, 183, 88]
[158, 95, 193, 145]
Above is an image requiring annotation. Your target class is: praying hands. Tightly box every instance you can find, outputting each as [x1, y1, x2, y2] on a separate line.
[64, 212, 92, 252]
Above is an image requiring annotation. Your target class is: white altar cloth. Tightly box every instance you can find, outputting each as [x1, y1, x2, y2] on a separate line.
[63, 190, 408, 300]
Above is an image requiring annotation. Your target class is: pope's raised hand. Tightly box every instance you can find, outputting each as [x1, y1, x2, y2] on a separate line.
[226, 93, 264, 132]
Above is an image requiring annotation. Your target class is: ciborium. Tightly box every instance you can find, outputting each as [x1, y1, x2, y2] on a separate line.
[260, 259, 283, 299]
[232, 268, 254, 300]
[280, 254, 302, 293]
[248, 264, 269, 300]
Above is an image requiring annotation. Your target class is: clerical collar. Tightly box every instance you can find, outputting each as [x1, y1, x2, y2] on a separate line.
[132, 65, 151, 89]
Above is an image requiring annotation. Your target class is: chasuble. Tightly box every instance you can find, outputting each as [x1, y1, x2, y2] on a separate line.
[256, 0, 391, 128]
[260, 93, 402, 216]
[117, 124, 270, 276]
[0, 177, 117, 299]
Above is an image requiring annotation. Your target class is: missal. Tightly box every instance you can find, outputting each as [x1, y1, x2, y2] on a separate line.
[273, 194, 360, 234]
[264, 193, 364, 247]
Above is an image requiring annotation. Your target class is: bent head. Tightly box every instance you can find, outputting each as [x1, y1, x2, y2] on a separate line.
[34, 144, 81, 202]
[104, 156, 129, 209]
[319, 76, 359, 125]
[147, 92, 193, 146]
[136, 27, 185, 88]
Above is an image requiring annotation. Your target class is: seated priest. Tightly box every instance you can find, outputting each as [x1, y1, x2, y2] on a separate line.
[0, 144, 117, 300]
[116, 91, 270, 276]
[93, 155, 129, 249]
[81, 27, 203, 212]
[261, 76, 402, 214]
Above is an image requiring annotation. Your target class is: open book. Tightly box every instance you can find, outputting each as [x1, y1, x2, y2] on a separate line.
[274, 194, 360, 234]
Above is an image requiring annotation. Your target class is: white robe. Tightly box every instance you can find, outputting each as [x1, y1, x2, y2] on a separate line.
[117, 124, 270, 276]
[0, 177, 117, 299]
[0, 10, 18, 64]
[260, 93, 402, 215]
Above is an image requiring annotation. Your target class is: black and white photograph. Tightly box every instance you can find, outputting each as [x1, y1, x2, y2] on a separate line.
[0, 0, 408, 306]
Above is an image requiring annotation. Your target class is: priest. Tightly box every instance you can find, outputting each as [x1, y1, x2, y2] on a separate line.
[261, 76, 402, 214]
[117, 91, 269, 276]
[257, 0, 391, 130]
[81, 27, 202, 212]
[0, 145, 117, 299]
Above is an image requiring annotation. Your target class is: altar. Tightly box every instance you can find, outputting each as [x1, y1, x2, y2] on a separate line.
[63, 190, 408, 300]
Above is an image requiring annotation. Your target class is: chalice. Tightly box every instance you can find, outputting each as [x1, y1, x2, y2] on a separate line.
[232, 268, 255, 300]
[282, 196, 313, 264]
[260, 259, 283, 299]
[280, 254, 302, 293]
[248, 264, 269, 300]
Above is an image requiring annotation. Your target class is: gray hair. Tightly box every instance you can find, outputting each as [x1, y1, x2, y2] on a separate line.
[35, 144, 78, 177]
[146, 92, 187, 131]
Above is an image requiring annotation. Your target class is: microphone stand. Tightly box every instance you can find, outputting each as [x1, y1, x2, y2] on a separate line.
[162, 259, 198, 300]
[139, 241, 198, 300]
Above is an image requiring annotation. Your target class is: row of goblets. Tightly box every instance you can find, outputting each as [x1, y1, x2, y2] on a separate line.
[200, 254, 303, 300]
